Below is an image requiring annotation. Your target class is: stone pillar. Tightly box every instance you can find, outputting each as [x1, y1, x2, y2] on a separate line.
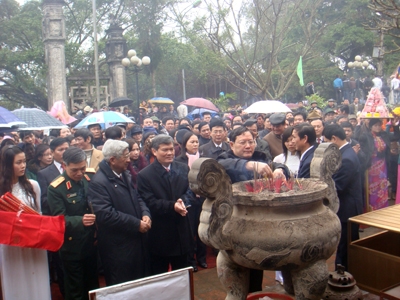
[42, 0, 67, 110]
[105, 23, 127, 101]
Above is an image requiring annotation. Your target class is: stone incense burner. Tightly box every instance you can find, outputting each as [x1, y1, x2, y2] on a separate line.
[189, 143, 342, 300]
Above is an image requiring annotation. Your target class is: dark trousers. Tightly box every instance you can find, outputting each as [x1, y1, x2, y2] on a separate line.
[335, 221, 359, 271]
[249, 269, 263, 293]
[334, 88, 342, 104]
[187, 200, 207, 266]
[63, 254, 99, 300]
[48, 250, 65, 297]
[150, 253, 190, 275]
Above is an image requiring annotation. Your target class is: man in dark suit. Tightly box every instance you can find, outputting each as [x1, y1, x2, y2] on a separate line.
[37, 137, 70, 215]
[340, 122, 360, 153]
[293, 123, 317, 178]
[199, 119, 229, 159]
[37, 137, 69, 297]
[137, 135, 194, 275]
[323, 124, 363, 270]
[198, 122, 211, 146]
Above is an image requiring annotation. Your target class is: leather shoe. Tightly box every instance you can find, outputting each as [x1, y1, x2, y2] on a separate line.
[199, 262, 208, 269]
[192, 266, 198, 272]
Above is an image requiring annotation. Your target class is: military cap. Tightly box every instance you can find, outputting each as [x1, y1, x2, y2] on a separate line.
[150, 116, 160, 123]
[324, 108, 335, 115]
[269, 113, 286, 125]
[310, 101, 318, 105]
[307, 110, 322, 120]
[243, 119, 257, 127]
[328, 99, 335, 102]
[348, 114, 357, 120]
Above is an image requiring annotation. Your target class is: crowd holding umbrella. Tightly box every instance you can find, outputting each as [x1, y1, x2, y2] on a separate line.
[244, 100, 292, 114]
[12, 108, 67, 130]
[0, 106, 27, 128]
[108, 97, 134, 108]
[187, 108, 218, 120]
[74, 111, 134, 129]
[180, 97, 219, 112]
[148, 97, 175, 105]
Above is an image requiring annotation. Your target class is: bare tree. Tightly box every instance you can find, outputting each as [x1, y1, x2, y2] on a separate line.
[187, 0, 343, 99]
[366, 0, 400, 54]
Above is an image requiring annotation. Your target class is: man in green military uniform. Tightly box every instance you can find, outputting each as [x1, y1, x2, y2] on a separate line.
[48, 147, 99, 300]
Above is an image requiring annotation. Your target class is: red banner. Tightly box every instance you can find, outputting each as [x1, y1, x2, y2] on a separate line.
[0, 211, 65, 252]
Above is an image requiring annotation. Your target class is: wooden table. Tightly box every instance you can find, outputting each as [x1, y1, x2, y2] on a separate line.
[348, 205, 400, 295]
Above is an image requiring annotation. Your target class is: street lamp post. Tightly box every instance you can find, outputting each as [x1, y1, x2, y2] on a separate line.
[347, 55, 369, 70]
[121, 50, 151, 114]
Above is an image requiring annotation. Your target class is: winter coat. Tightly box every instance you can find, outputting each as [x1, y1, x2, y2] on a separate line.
[88, 160, 151, 285]
[137, 159, 194, 257]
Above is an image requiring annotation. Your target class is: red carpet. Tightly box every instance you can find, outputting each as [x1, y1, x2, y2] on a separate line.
[205, 246, 217, 269]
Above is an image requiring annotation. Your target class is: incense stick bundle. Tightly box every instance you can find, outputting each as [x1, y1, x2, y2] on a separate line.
[0, 192, 39, 215]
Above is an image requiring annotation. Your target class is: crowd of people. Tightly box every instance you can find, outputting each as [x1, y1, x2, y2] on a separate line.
[330, 73, 400, 105]
[0, 93, 397, 299]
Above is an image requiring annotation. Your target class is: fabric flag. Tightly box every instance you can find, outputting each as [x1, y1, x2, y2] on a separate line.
[297, 56, 304, 86]
[0, 211, 65, 251]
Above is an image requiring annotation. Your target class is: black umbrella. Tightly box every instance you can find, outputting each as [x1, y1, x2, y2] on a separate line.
[108, 97, 134, 108]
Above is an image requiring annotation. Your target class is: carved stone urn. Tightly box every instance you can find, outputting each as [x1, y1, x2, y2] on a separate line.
[189, 143, 342, 300]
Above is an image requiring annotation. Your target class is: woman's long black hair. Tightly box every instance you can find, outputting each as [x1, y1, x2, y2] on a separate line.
[0, 145, 36, 203]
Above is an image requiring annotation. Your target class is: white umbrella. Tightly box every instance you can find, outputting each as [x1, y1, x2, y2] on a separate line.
[74, 111, 134, 129]
[244, 100, 292, 114]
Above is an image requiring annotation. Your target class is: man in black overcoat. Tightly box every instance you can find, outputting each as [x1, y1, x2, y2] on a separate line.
[323, 124, 363, 270]
[137, 135, 194, 275]
[88, 139, 151, 285]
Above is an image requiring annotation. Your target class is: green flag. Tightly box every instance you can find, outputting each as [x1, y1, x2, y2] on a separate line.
[297, 56, 304, 86]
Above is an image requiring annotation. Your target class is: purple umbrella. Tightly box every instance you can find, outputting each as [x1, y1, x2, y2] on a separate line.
[0, 106, 27, 128]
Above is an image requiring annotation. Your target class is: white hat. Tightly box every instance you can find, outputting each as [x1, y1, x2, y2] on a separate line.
[83, 105, 93, 113]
